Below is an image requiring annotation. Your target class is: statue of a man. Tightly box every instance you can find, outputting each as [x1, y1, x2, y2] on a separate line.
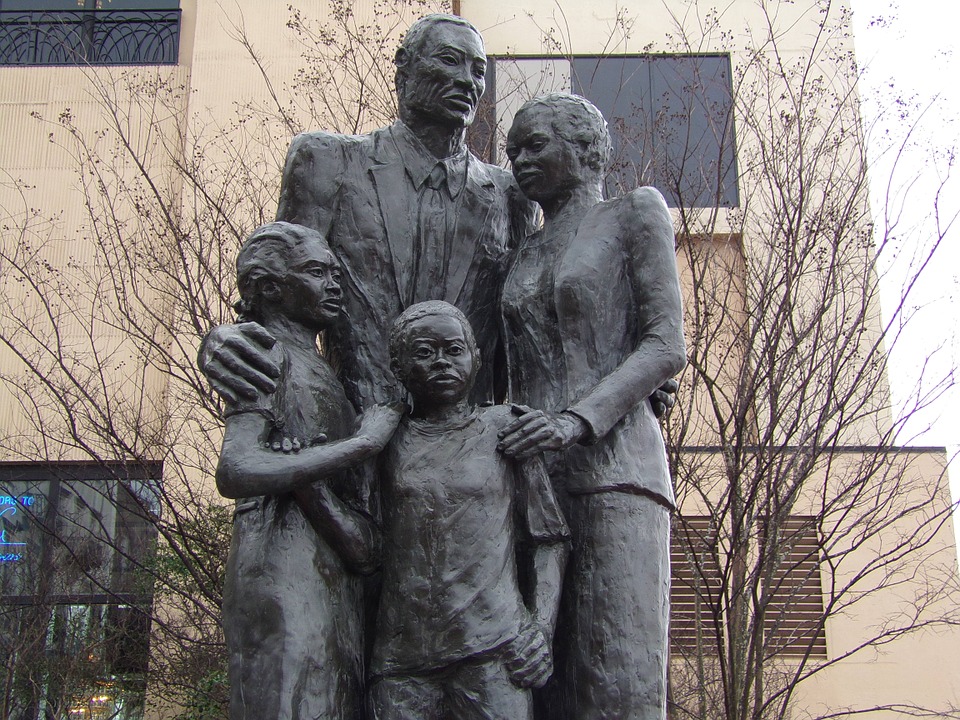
[201, 13, 536, 411]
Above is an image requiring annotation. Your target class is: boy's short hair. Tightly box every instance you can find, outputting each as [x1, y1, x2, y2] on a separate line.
[389, 300, 478, 365]
[235, 222, 329, 322]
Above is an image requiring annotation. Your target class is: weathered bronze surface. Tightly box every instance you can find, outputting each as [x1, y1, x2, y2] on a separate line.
[203, 15, 684, 720]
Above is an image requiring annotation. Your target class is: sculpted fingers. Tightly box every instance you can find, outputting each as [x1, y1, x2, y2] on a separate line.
[211, 342, 278, 398]
[650, 378, 678, 418]
[513, 425, 559, 458]
[200, 322, 280, 403]
[505, 625, 552, 688]
[205, 362, 261, 403]
[498, 415, 555, 457]
[236, 321, 278, 351]
[498, 406, 541, 437]
[498, 410, 587, 457]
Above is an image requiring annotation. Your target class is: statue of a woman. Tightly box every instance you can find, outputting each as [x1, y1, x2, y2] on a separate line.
[498, 93, 686, 720]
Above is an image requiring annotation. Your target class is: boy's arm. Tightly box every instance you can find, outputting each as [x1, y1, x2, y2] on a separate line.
[529, 539, 567, 644]
[505, 455, 570, 689]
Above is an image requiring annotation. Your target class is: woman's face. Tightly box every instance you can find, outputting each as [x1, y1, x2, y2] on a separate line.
[506, 105, 583, 204]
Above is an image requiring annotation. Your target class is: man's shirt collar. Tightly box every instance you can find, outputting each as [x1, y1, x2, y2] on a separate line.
[392, 121, 468, 199]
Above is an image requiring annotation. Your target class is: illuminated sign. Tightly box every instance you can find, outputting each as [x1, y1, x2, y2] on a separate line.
[0, 495, 36, 563]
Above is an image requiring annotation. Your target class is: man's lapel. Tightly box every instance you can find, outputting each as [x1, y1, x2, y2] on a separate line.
[447, 155, 497, 305]
[369, 129, 414, 307]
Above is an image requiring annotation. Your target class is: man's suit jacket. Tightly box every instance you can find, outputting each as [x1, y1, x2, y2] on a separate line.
[277, 122, 536, 409]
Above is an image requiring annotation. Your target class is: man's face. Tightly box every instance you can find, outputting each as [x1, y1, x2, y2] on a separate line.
[398, 22, 487, 129]
[278, 236, 343, 331]
[394, 314, 476, 405]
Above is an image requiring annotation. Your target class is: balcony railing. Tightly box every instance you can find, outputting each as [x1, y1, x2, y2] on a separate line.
[0, 9, 181, 66]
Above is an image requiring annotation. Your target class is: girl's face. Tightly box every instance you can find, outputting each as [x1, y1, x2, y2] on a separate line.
[276, 237, 343, 331]
[506, 105, 584, 204]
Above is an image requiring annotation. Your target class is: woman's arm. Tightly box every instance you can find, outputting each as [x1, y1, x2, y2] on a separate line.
[498, 187, 685, 458]
[565, 186, 686, 440]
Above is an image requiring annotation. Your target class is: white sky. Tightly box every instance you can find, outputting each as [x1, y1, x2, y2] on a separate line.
[849, 1, 960, 512]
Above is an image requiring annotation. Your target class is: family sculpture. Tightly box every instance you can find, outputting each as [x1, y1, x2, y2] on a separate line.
[201, 13, 685, 720]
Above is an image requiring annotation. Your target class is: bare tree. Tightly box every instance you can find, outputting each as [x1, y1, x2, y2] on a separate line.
[0, 1, 957, 719]
[642, 3, 960, 719]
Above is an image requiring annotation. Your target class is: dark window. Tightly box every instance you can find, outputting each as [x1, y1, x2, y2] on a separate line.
[489, 55, 738, 208]
[0, 462, 160, 720]
[0, 1, 180, 66]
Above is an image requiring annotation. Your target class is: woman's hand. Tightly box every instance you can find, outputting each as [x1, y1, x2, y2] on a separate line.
[356, 403, 405, 451]
[497, 404, 587, 458]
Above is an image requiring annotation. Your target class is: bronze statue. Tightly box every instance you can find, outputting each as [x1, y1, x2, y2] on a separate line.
[368, 301, 569, 719]
[200, 14, 536, 410]
[499, 93, 686, 720]
[200, 14, 682, 720]
[216, 222, 401, 720]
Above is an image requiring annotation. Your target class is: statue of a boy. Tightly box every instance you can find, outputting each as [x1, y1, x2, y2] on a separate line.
[369, 300, 569, 720]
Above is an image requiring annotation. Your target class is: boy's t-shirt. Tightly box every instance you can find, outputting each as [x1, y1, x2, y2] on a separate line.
[373, 404, 568, 676]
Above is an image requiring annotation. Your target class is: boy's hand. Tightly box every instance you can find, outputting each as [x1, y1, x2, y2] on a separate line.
[356, 403, 405, 451]
[199, 322, 280, 404]
[504, 620, 553, 689]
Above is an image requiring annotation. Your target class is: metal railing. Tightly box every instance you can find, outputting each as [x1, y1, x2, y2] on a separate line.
[0, 9, 181, 66]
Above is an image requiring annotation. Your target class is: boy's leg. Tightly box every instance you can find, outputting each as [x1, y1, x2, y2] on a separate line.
[445, 654, 534, 720]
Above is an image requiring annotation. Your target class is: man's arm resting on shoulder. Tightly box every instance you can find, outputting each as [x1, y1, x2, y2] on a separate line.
[200, 131, 350, 404]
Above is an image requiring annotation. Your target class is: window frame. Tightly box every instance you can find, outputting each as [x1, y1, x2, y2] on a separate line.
[480, 53, 740, 208]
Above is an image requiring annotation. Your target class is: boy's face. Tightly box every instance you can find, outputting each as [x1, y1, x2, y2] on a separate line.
[278, 236, 343, 330]
[395, 314, 476, 405]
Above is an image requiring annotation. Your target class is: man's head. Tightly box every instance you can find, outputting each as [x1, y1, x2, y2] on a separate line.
[394, 14, 487, 130]
[389, 300, 478, 405]
[236, 222, 342, 330]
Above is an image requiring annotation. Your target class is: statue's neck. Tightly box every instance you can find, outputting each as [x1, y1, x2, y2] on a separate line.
[542, 184, 604, 240]
[410, 398, 472, 425]
[261, 315, 319, 356]
[399, 109, 468, 159]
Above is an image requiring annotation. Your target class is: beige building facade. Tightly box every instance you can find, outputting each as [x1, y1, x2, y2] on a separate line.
[0, 1, 957, 718]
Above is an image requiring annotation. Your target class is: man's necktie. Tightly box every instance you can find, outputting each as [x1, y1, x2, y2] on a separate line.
[412, 162, 448, 304]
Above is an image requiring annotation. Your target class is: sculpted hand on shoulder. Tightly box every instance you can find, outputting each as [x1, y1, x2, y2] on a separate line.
[198, 322, 281, 405]
[355, 403, 406, 452]
[497, 404, 588, 458]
